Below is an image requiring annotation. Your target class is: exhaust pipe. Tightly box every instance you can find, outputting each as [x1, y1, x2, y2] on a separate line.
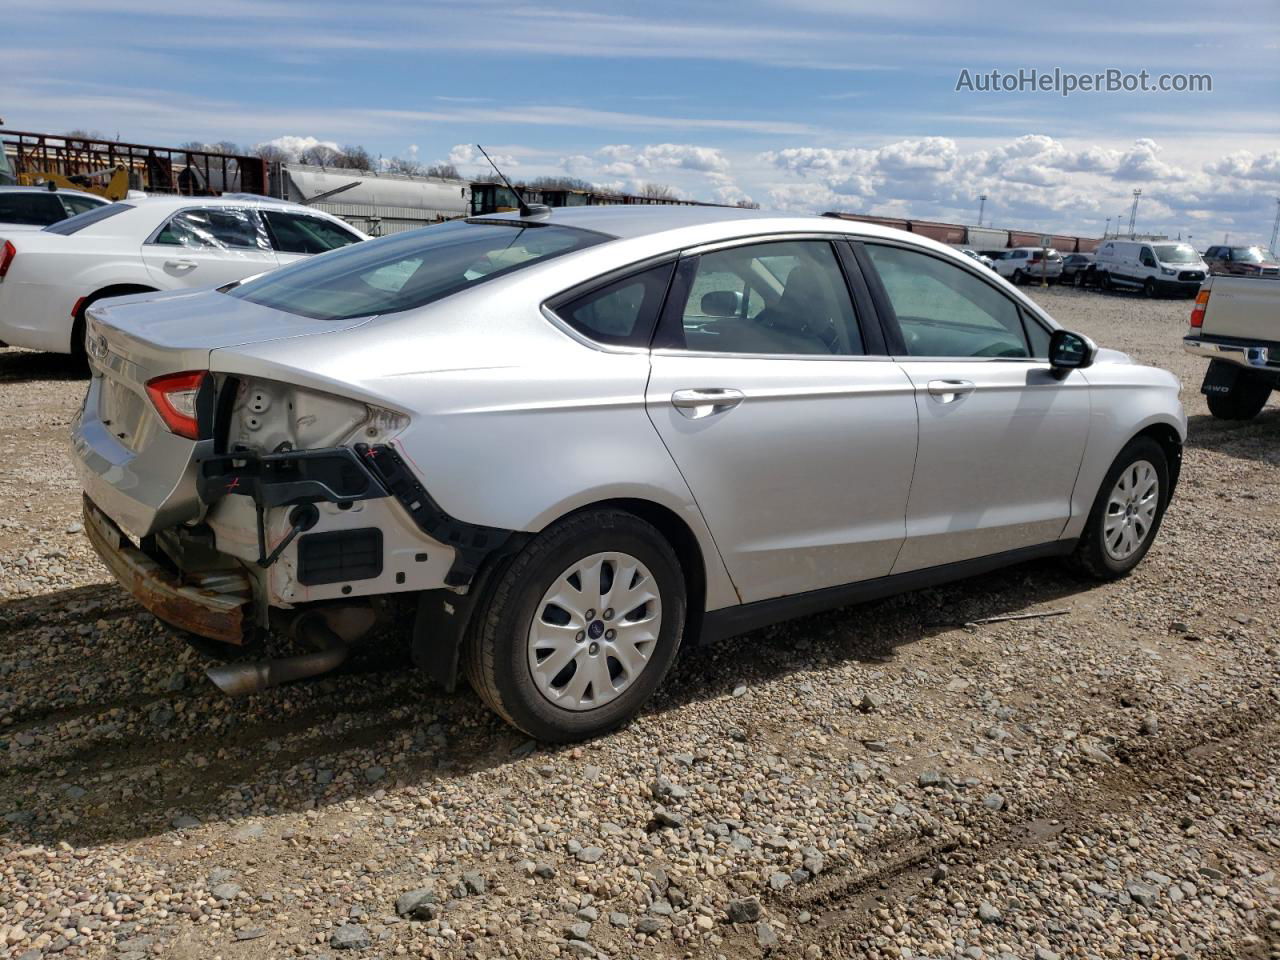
[205, 607, 375, 696]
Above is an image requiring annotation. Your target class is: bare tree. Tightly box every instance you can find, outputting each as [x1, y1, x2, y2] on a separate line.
[734, 198, 761, 209]
[425, 163, 461, 179]
[299, 144, 343, 167]
[527, 175, 595, 191]
[253, 143, 290, 163]
[336, 145, 374, 170]
[637, 182, 679, 200]
[384, 156, 424, 176]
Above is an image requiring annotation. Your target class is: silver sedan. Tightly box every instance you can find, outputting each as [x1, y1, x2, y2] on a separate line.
[72, 206, 1186, 741]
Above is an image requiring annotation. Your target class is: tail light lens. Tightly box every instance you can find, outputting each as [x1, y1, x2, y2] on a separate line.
[1190, 290, 1209, 328]
[146, 371, 207, 439]
[0, 240, 15, 280]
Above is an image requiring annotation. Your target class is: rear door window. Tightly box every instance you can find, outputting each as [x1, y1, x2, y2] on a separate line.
[262, 210, 363, 254]
[151, 207, 270, 250]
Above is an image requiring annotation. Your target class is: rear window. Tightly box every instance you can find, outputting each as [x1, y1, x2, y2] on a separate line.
[43, 202, 134, 235]
[229, 219, 609, 321]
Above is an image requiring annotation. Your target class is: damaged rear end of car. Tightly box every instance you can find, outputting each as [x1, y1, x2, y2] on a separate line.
[71, 288, 444, 690]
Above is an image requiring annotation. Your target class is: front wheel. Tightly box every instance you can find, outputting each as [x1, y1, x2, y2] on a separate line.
[1012, 269, 1025, 285]
[462, 509, 686, 742]
[1068, 437, 1169, 580]
[1143, 278, 1156, 298]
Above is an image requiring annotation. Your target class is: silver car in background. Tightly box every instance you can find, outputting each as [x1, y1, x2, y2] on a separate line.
[71, 206, 1186, 741]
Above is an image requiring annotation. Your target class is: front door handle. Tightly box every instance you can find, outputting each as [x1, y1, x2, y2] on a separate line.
[671, 388, 745, 420]
[927, 379, 975, 403]
[165, 259, 197, 270]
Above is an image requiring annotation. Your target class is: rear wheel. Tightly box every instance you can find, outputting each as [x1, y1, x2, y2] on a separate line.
[1206, 375, 1272, 420]
[1012, 269, 1025, 285]
[462, 509, 686, 742]
[1068, 437, 1169, 580]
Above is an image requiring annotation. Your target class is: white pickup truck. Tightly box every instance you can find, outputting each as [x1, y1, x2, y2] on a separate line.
[1183, 275, 1279, 419]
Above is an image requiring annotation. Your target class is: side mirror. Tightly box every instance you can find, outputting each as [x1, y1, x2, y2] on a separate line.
[1048, 329, 1096, 376]
[700, 290, 742, 317]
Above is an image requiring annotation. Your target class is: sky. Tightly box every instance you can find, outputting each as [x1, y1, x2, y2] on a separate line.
[4, 0, 1278, 245]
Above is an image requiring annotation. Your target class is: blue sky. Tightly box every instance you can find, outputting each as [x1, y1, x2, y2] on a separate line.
[5, 0, 1278, 243]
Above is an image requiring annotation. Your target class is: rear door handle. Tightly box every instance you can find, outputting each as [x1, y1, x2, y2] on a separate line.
[671, 388, 745, 420]
[927, 379, 976, 403]
[165, 259, 197, 270]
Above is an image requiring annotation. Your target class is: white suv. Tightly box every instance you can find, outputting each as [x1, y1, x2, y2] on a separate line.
[984, 247, 1064, 285]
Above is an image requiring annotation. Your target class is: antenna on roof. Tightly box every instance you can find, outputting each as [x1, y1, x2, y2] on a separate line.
[476, 144, 548, 219]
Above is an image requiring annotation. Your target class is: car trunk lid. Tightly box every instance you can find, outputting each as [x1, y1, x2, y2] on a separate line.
[76, 289, 372, 536]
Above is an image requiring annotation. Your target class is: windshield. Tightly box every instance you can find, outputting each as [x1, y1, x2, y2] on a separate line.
[1154, 243, 1199, 264]
[229, 219, 609, 321]
[43, 202, 134, 235]
[1230, 246, 1266, 263]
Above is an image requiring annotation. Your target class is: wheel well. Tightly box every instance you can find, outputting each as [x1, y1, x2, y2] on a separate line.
[579, 498, 709, 645]
[411, 497, 712, 693]
[70, 284, 158, 351]
[1135, 423, 1183, 500]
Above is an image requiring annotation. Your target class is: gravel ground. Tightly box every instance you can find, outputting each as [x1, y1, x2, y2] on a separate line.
[1, 286, 1277, 960]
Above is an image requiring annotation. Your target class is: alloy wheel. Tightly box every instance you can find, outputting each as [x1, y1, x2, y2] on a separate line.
[1103, 460, 1160, 561]
[526, 551, 662, 711]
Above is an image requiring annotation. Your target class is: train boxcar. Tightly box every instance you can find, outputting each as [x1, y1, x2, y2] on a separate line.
[910, 219, 967, 244]
[966, 226, 1011, 249]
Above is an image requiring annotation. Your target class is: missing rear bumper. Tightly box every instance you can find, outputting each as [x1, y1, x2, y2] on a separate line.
[83, 495, 254, 644]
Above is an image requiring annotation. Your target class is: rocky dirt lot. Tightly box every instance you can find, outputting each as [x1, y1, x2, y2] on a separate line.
[1, 286, 1277, 960]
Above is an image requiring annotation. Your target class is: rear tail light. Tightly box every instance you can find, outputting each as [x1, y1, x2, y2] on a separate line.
[146, 371, 208, 439]
[1190, 290, 1209, 328]
[0, 240, 15, 280]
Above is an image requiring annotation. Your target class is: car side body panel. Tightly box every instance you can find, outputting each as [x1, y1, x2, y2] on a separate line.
[1061, 354, 1186, 540]
[891, 360, 1091, 572]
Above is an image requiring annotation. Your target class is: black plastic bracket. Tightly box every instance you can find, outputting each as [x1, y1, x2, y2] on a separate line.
[354, 443, 513, 587]
[197, 446, 389, 510]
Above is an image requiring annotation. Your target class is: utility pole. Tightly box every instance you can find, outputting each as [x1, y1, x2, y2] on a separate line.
[977, 195, 987, 227]
[1269, 197, 1280, 258]
[1104, 216, 1111, 238]
[1127, 189, 1141, 238]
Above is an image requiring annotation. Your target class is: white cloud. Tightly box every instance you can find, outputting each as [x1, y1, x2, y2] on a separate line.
[255, 134, 340, 158]
[447, 143, 517, 171]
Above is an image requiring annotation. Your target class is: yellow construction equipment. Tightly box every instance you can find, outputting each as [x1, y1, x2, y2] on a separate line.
[18, 164, 130, 200]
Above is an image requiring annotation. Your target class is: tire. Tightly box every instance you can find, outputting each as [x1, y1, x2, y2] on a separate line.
[69, 314, 89, 371]
[462, 509, 686, 742]
[1143, 278, 1156, 298]
[1068, 436, 1169, 580]
[1206, 375, 1272, 420]
[1012, 269, 1025, 285]
[1099, 271, 1112, 292]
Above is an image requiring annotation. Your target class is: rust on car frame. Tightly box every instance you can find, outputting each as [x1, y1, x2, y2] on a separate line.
[82, 496, 252, 645]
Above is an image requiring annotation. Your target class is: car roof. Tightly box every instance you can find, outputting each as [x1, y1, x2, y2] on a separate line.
[475, 204, 953, 246]
[0, 185, 107, 201]
[122, 194, 326, 214]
